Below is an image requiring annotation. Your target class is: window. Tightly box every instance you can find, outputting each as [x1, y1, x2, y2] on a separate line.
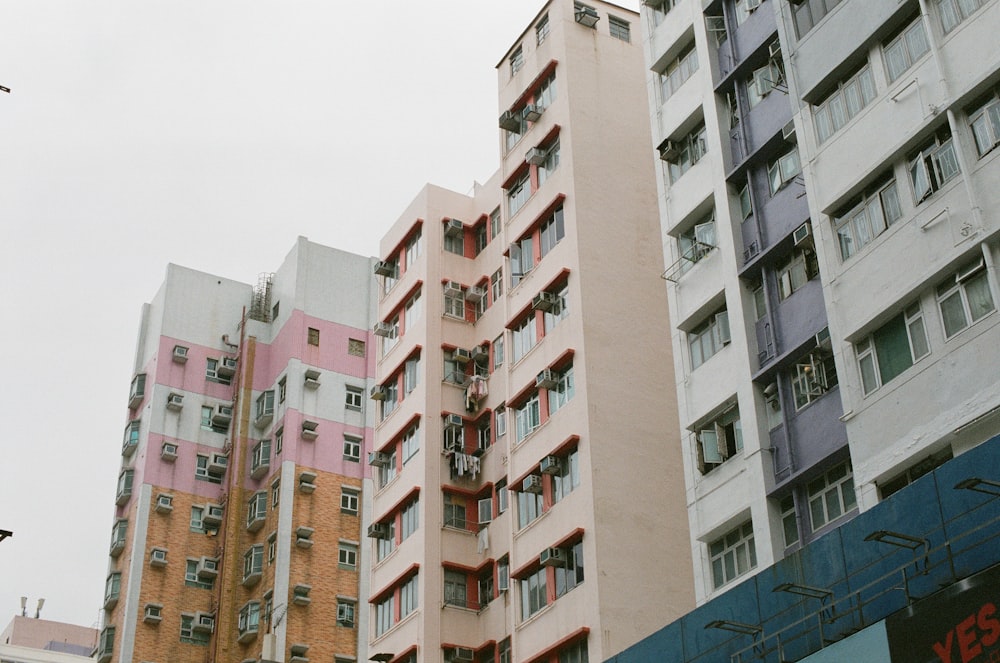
[243, 544, 264, 584]
[190, 506, 204, 533]
[375, 594, 394, 637]
[348, 338, 366, 357]
[278, 376, 286, 403]
[338, 542, 358, 569]
[539, 206, 565, 259]
[104, 572, 121, 607]
[857, 303, 929, 394]
[496, 406, 507, 438]
[200, 406, 213, 430]
[400, 574, 418, 618]
[536, 72, 557, 111]
[507, 172, 531, 217]
[813, 64, 876, 143]
[379, 382, 399, 421]
[780, 495, 799, 548]
[267, 533, 277, 564]
[116, 469, 134, 503]
[609, 15, 630, 41]
[519, 567, 548, 620]
[677, 213, 716, 272]
[510, 46, 524, 75]
[479, 571, 495, 607]
[275, 427, 283, 455]
[515, 393, 542, 442]
[536, 140, 561, 187]
[969, 92, 1000, 157]
[180, 615, 209, 646]
[195, 455, 224, 484]
[509, 234, 535, 287]
[650, 0, 678, 26]
[747, 61, 784, 108]
[255, 389, 274, 424]
[380, 258, 400, 294]
[205, 358, 231, 385]
[444, 229, 464, 256]
[709, 520, 757, 589]
[791, 352, 838, 409]
[477, 421, 492, 453]
[444, 492, 467, 528]
[238, 601, 260, 638]
[542, 285, 570, 334]
[688, 309, 731, 369]
[505, 113, 527, 153]
[536, 13, 550, 44]
[246, 491, 267, 529]
[884, 16, 929, 82]
[559, 641, 589, 663]
[695, 407, 743, 474]
[252, 440, 272, 478]
[405, 228, 423, 266]
[554, 541, 585, 597]
[377, 519, 396, 562]
[346, 386, 363, 410]
[768, 147, 801, 194]
[401, 498, 419, 540]
[341, 487, 359, 514]
[489, 207, 502, 239]
[835, 177, 903, 260]
[404, 356, 420, 394]
[776, 247, 818, 300]
[658, 44, 699, 104]
[489, 270, 504, 308]
[97, 626, 114, 661]
[511, 316, 537, 364]
[518, 487, 544, 529]
[551, 449, 581, 504]
[547, 365, 575, 416]
[444, 287, 465, 320]
[666, 124, 708, 183]
[791, 0, 844, 39]
[493, 335, 505, 371]
[444, 570, 469, 607]
[808, 461, 857, 530]
[378, 449, 398, 489]
[879, 448, 953, 498]
[307, 327, 319, 346]
[343, 435, 361, 462]
[497, 480, 509, 513]
[402, 425, 420, 462]
[938, 0, 987, 33]
[937, 258, 996, 338]
[337, 600, 356, 627]
[271, 478, 280, 508]
[733, 0, 762, 25]
[739, 181, 753, 219]
[909, 128, 960, 203]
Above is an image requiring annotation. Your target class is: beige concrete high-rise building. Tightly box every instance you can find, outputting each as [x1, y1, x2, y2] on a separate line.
[365, 2, 694, 662]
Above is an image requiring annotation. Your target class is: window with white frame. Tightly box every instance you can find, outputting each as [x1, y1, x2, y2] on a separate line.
[937, 0, 987, 33]
[884, 16, 929, 83]
[659, 43, 698, 103]
[689, 308, 731, 370]
[374, 594, 394, 636]
[274, 427, 283, 454]
[507, 171, 531, 217]
[376, 519, 395, 562]
[537, 140, 561, 187]
[401, 424, 419, 463]
[404, 356, 420, 394]
[267, 532, 277, 564]
[341, 487, 359, 514]
[539, 206, 565, 259]
[813, 64, 876, 143]
[547, 365, 575, 416]
[510, 233, 535, 287]
[404, 290, 423, 329]
[554, 541, 585, 597]
[834, 176, 903, 260]
[517, 486, 544, 529]
[808, 461, 857, 530]
[496, 405, 507, 438]
[491, 269, 504, 305]
[552, 449, 581, 504]
[343, 435, 361, 462]
[180, 615, 209, 645]
[379, 381, 399, 421]
[650, 0, 678, 26]
[345, 386, 363, 410]
[271, 478, 280, 508]
[677, 213, 717, 272]
[666, 124, 708, 183]
[195, 454, 223, 484]
[695, 406, 743, 474]
[511, 316, 538, 364]
[780, 495, 799, 548]
[738, 180, 753, 220]
[937, 258, 996, 339]
[378, 449, 398, 489]
[519, 567, 548, 620]
[908, 127, 960, 203]
[777, 247, 818, 300]
[380, 314, 399, 356]
[709, 520, 757, 589]
[768, 147, 801, 194]
[444, 492, 466, 528]
[543, 285, 570, 333]
[444, 287, 465, 319]
[856, 303, 929, 395]
[969, 91, 1000, 157]
[747, 61, 783, 109]
[401, 498, 419, 540]
[336, 600, 355, 627]
[609, 15, 630, 41]
[189, 506, 204, 533]
[338, 542, 358, 570]
[243, 544, 264, 583]
[733, 0, 764, 25]
[791, 352, 838, 409]
[515, 393, 542, 442]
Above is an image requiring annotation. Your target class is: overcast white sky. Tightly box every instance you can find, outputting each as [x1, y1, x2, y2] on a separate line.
[0, 0, 640, 629]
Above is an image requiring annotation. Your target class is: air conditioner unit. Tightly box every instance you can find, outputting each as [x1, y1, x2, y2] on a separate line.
[499, 110, 521, 132]
[193, 612, 215, 633]
[793, 222, 813, 246]
[575, 4, 600, 27]
[204, 504, 224, 526]
[367, 522, 391, 539]
[444, 414, 464, 429]
[443, 280, 464, 296]
[301, 421, 319, 440]
[304, 369, 321, 389]
[782, 120, 796, 141]
[143, 604, 163, 624]
[658, 139, 679, 161]
[218, 356, 237, 377]
[539, 455, 561, 475]
[522, 474, 543, 493]
[370, 384, 386, 400]
[161, 443, 178, 461]
[368, 451, 390, 467]
[452, 647, 475, 662]
[166, 393, 184, 410]
[536, 370, 558, 389]
[373, 321, 393, 337]
[208, 453, 228, 474]
[172, 345, 189, 363]
[149, 548, 168, 567]
[522, 104, 543, 122]
[296, 526, 314, 541]
[526, 147, 547, 165]
[768, 39, 781, 59]
[293, 584, 312, 606]
[453, 348, 472, 364]
[540, 547, 568, 567]
[373, 260, 396, 277]
[155, 494, 173, 513]
[299, 470, 317, 488]
[212, 404, 233, 426]
[197, 557, 219, 579]
[295, 536, 312, 550]
[532, 291, 558, 311]
[470, 345, 489, 362]
[466, 285, 486, 303]
[444, 219, 464, 238]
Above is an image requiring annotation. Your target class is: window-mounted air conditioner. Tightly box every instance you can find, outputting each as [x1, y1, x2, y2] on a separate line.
[443, 280, 464, 296]
[373, 321, 394, 337]
[373, 260, 396, 277]
[499, 110, 521, 132]
[575, 5, 600, 27]
[453, 348, 472, 364]
[212, 404, 233, 426]
[301, 420, 319, 440]
[203, 503, 224, 527]
[535, 370, 558, 389]
[522, 474, 543, 493]
[540, 547, 568, 567]
[155, 494, 173, 513]
[198, 557, 219, 579]
[526, 147, 547, 165]
[444, 414, 464, 429]
[522, 105, 543, 122]
[369, 451, 390, 467]
[304, 369, 321, 388]
[658, 139, 679, 162]
[452, 647, 475, 663]
[167, 393, 184, 410]
[172, 345, 189, 363]
[367, 522, 391, 539]
[793, 222, 812, 246]
[466, 285, 486, 303]
[218, 356, 237, 377]
[532, 291, 558, 311]
[539, 455, 561, 475]
[193, 612, 215, 633]
[161, 442, 178, 461]
[208, 453, 228, 474]
[470, 345, 489, 363]
[293, 584, 312, 605]
[149, 548, 168, 567]
[444, 219, 464, 238]
[370, 384, 387, 400]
